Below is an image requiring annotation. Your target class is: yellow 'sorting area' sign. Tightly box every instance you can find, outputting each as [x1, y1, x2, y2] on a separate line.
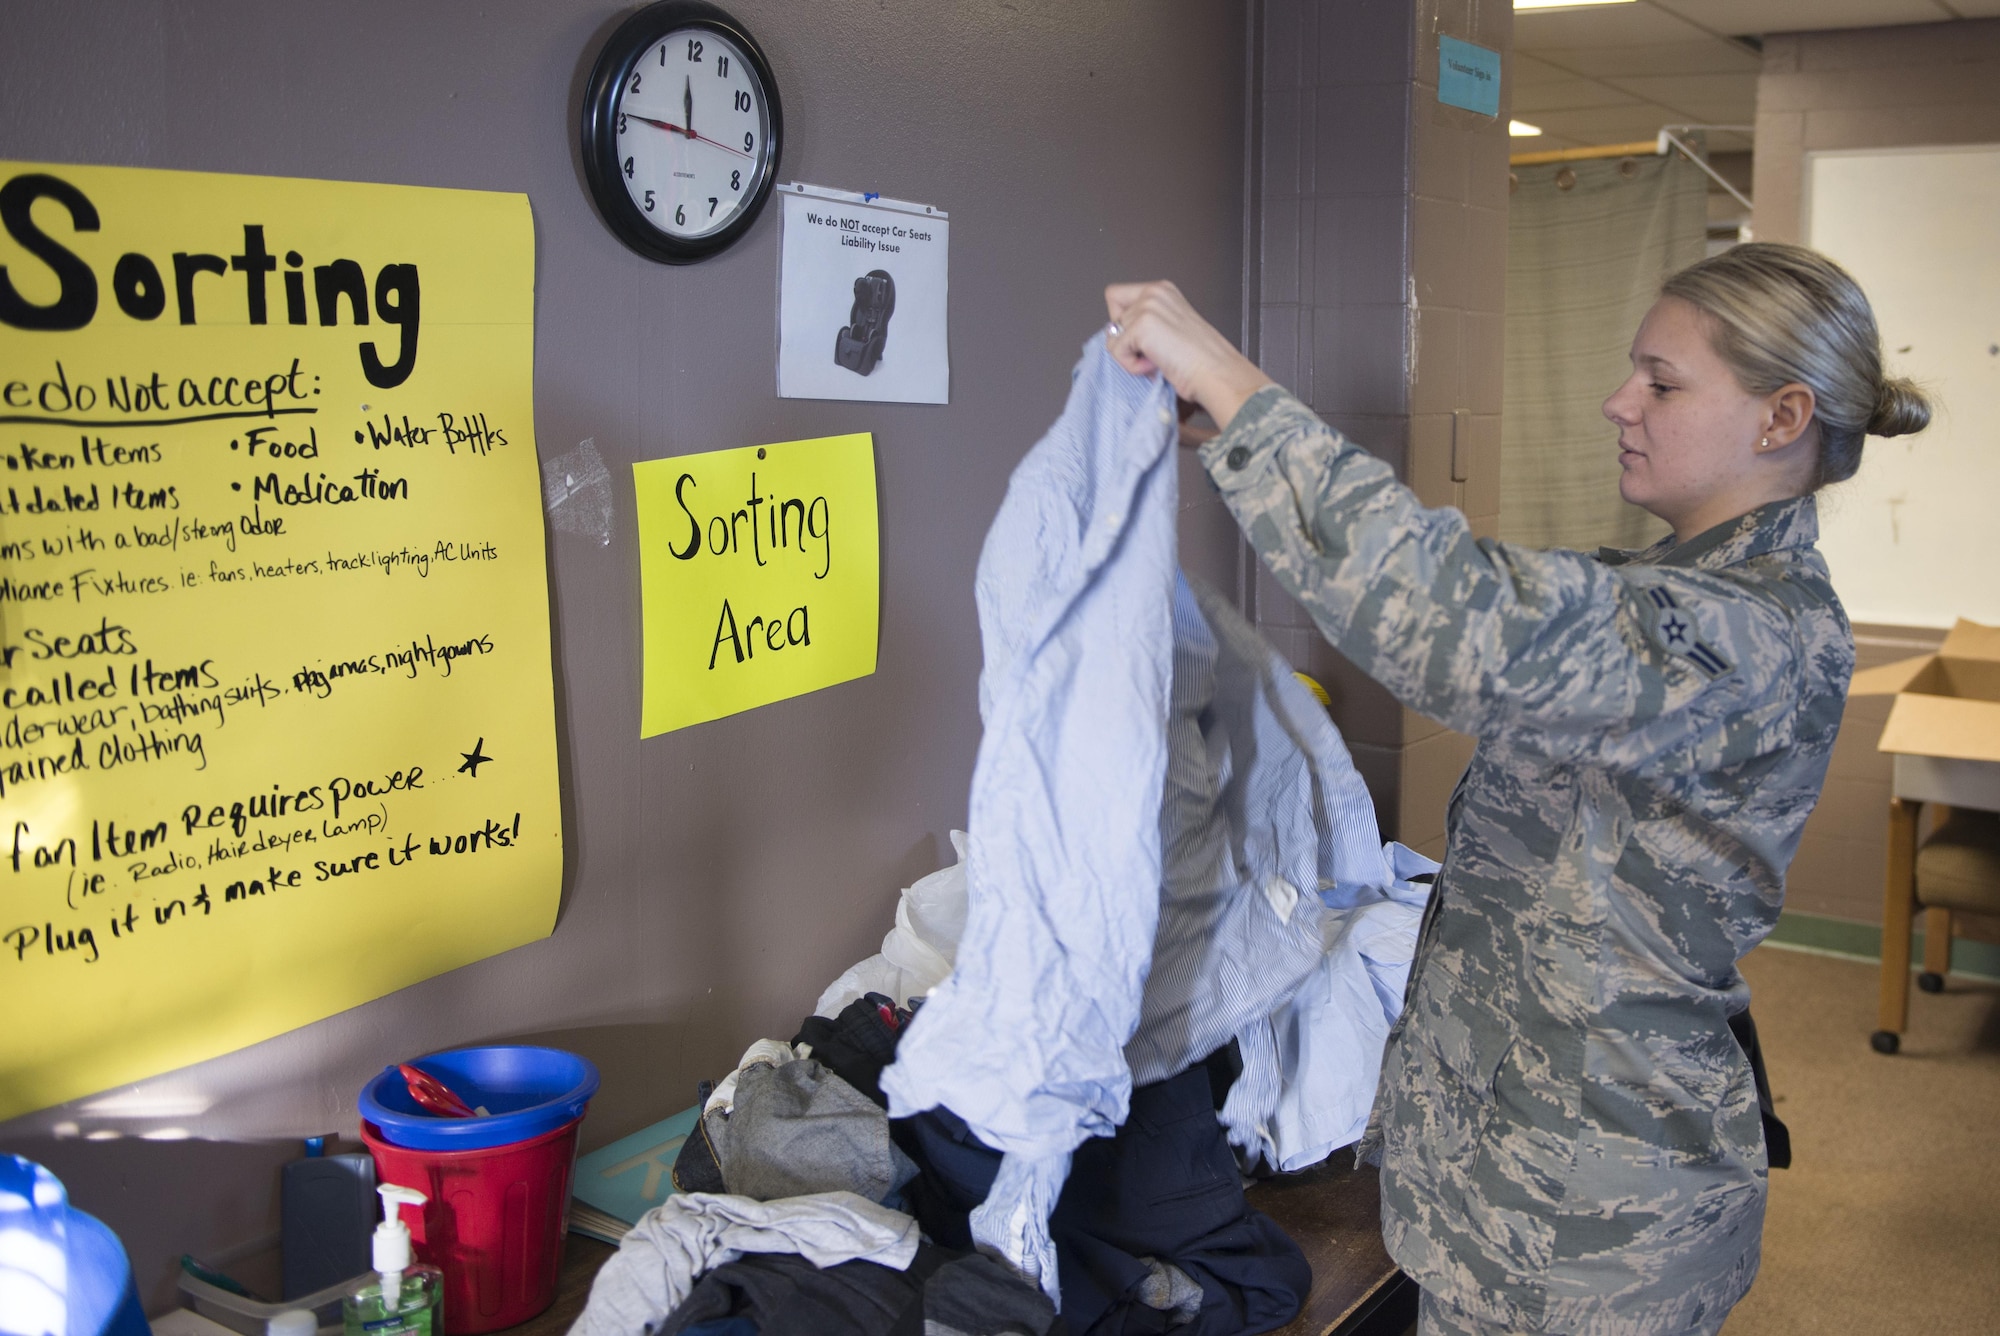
[634, 435, 877, 736]
[0, 160, 561, 1119]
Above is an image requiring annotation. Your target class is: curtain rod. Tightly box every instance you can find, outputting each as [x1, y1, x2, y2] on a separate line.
[1509, 140, 1656, 166]
[1510, 126, 1754, 212]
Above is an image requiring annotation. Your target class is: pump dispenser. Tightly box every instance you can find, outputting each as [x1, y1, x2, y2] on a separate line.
[341, 1184, 442, 1335]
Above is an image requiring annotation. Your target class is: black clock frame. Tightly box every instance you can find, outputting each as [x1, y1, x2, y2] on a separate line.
[581, 0, 784, 264]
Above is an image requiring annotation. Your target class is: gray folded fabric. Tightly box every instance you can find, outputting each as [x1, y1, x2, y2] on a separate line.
[568, 1191, 919, 1336]
[1135, 1256, 1204, 1323]
[717, 1058, 918, 1203]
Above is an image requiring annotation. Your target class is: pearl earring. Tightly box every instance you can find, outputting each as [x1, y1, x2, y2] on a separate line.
[1760, 437, 1770, 450]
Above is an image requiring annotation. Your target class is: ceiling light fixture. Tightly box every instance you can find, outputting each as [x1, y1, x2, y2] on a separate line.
[1509, 120, 1544, 137]
[1514, 0, 1635, 10]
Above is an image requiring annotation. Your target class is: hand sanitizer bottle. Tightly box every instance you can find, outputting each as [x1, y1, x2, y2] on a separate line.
[341, 1184, 442, 1336]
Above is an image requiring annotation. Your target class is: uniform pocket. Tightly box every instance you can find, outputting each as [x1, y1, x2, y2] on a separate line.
[1409, 965, 1516, 1095]
[1384, 967, 1520, 1212]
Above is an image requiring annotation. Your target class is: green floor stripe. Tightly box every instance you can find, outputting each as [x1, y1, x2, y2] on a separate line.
[1763, 910, 2000, 981]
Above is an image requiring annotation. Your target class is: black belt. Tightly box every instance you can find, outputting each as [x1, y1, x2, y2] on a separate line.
[1727, 1007, 1791, 1170]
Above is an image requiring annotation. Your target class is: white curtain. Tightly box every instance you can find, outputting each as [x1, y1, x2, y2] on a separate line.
[1501, 153, 1706, 552]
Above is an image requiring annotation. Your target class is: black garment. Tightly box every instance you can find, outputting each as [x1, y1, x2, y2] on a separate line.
[793, 994, 909, 1108]
[923, 1251, 1068, 1336]
[662, 1243, 1064, 1336]
[894, 1060, 1309, 1336]
[888, 1105, 997, 1253]
[662, 1249, 928, 1336]
[681, 1320, 757, 1336]
[1728, 1007, 1792, 1170]
[797, 998, 1306, 1332]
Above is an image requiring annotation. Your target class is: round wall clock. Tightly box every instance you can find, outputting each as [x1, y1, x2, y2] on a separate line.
[581, 1, 784, 263]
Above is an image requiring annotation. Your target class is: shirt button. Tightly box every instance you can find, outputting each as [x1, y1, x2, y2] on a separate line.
[1226, 446, 1250, 471]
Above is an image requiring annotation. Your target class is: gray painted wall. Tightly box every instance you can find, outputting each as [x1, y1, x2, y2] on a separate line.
[0, 0, 1247, 1311]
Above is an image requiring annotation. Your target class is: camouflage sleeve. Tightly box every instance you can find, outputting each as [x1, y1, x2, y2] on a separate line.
[1198, 387, 1803, 776]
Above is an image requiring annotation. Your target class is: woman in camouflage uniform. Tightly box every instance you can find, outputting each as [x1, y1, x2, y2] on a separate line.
[1103, 245, 1930, 1335]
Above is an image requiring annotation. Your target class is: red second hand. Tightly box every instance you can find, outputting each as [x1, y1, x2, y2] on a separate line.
[624, 113, 752, 160]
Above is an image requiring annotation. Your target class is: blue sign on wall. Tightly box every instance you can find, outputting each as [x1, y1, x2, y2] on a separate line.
[1438, 35, 1501, 117]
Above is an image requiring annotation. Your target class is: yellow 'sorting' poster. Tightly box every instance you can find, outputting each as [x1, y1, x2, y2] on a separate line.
[0, 161, 560, 1119]
[634, 435, 878, 736]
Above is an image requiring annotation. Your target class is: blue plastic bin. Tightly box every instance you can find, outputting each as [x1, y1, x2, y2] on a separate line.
[359, 1046, 599, 1151]
[0, 1155, 148, 1336]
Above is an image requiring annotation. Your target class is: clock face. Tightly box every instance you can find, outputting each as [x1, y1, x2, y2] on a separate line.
[614, 27, 771, 240]
[582, 2, 783, 263]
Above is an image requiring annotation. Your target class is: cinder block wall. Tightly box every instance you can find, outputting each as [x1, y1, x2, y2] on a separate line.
[1753, 19, 2000, 245]
[1755, 18, 2000, 947]
[1245, 0, 1511, 859]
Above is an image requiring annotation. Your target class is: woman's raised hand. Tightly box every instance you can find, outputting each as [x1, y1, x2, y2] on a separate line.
[1105, 281, 1273, 431]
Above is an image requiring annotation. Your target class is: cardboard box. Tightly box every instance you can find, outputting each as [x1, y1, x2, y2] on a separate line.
[1848, 619, 2000, 762]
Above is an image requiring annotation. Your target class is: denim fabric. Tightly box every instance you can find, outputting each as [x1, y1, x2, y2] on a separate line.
[672, 1107, 730, 1196]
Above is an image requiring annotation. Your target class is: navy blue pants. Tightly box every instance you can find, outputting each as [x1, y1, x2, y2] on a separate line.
[893, 1061, 1310, 1336]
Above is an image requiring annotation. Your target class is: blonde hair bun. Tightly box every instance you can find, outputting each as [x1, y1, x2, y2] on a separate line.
[1661, 242, 1932, 488]
[1869, 375, 1931, 439]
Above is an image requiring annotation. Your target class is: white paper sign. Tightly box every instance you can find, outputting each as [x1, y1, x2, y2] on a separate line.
[778, 184, 949, 404]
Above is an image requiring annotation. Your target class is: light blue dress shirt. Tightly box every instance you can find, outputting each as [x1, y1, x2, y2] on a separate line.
[881, 335, 1428, 1299]
[882, 334, 1181, 1296]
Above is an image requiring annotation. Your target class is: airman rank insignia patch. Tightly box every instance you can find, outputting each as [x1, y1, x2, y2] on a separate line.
[1642, 585, 1733, 679]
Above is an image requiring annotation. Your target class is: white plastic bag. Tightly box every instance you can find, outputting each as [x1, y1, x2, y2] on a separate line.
[815, 832, 969, 1018]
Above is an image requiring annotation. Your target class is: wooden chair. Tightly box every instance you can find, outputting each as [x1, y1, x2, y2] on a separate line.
[1873, 802, 2000, 1053]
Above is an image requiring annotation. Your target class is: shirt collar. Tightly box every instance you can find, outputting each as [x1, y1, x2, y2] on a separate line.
[1598, 495, 1820, 571]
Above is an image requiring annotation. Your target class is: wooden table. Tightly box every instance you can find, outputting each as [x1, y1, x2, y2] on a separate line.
[1250, 1158, 1412, 1335]
[504, 1159, 1407, 1336]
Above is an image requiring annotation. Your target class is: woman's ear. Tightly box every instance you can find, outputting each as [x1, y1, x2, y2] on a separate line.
[1763, 382, 1817, 450]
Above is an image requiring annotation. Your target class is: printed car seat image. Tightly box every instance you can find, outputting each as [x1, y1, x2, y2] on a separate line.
[834, 269, 896, 376]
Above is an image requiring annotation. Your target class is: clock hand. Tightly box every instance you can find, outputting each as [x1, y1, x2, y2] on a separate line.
[626, 112, 754, 160]
[684, 76, 693, 137]
[625, 112, 690, 136]
[687, 126, 753, 160]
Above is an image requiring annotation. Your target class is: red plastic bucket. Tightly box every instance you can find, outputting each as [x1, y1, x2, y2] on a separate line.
[362, 1115, 583, 1334]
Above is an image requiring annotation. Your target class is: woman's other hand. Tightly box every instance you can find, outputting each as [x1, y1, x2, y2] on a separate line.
[1105, 281, 1274, 430]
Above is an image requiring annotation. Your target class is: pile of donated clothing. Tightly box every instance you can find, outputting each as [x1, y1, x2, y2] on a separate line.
[572, 337, 1434, 1336]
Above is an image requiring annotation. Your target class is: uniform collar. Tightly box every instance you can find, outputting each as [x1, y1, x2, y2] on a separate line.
[1598, 495, 1820, 572]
